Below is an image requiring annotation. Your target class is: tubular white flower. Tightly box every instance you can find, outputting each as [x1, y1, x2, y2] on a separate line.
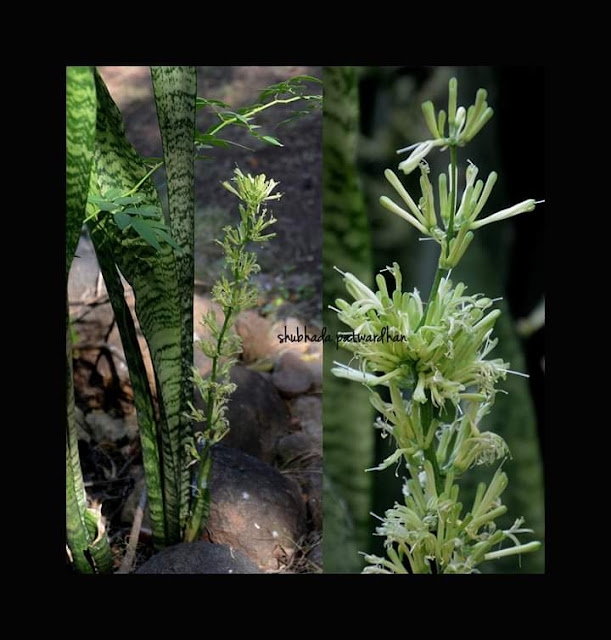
[397, 139, 445, 175]
[380, 196, 429, 235]
[470, 199, 537, 230]
[337, 268, 384, 310]
[384, 169, 427, 226]
[331, 362, 400, 387]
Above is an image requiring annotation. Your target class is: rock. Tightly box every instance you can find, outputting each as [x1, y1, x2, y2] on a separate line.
[289, 395, 322, 446]
[136, 541, 260, 574]
[85, 410, 126, 443]
[206, 445, 306, 571]
[271, 317, 312, 354]
[235, 310, 275, 363]
[307, 542, 323, 570]
[272, 351, 313, 398]
[303, 342, 323, 392]
[193, 365, 289, 464]
[308, 493, 323, 531]
[193, 294, 227, 378]
[277, 432, 315, 464]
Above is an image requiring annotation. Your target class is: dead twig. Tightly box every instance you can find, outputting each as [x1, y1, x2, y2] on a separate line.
[117, 487, 147, 574]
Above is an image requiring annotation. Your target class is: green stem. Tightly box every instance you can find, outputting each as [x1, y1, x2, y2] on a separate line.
[420, 398, 443, 496]
[125, 162, 164, 196]
[208, 96, 302, 136]
[183, 444, 212, 543]
[418, 266, 445, 330]
[184, 235, 246, 542]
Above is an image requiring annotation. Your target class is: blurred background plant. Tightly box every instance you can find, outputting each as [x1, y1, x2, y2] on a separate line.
[323, 65, 545, 573]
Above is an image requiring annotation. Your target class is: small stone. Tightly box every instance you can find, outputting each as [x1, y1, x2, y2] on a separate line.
[277, 432, 315, 464]
[271, 317, 314, 354]
[308, 494, 322, 531]
[235, 310, 275, 363]
[272, 351, 313, 398]
[304, 342, 323, 392]
[289, 395, 322, 445]
[206, 445, 306, 571]
[136, 541, 260, 574]
[85, 410, 126, 443]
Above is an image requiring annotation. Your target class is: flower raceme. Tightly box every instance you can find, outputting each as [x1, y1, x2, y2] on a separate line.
[330, 76, 542, 573]
[184, 168, 281, 543]
[331, 263, 508, 412]
[397, 77, 494, 175]
[380, 161, 538, 269]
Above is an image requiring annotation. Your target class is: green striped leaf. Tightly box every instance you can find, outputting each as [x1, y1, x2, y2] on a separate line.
[91, 247, 167, 549]
[89, 70, 185, 544]
[66, 310, 95, 573]
[322, 66, 375, 571]
[66, 66, 96, 278]
[151, 66, 197, 531]
[66, 302, 112, 573]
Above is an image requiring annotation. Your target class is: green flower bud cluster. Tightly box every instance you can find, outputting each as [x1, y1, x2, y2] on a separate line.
[331, 78, 541, 573]
[397, 77, 494, 175]
[380, 78, 541, 270]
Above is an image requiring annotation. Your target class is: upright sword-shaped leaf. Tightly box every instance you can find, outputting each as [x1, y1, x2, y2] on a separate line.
[90, 246, 167, 549]
[151, 66, 197, 528]
[66, 66, 112, 572]
[89, 70, 185, 544]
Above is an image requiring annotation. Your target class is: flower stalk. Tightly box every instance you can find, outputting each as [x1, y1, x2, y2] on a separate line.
[183, 168, 280, 542]
[332, 77, 542, 574]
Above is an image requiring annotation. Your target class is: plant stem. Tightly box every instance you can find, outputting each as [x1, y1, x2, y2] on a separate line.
[184, 238, 245, 542]
[125, 162, 164, 196]
[420, 398, 443, 496]
[418, 265, 446, 330]
[208, 96, 302, 136]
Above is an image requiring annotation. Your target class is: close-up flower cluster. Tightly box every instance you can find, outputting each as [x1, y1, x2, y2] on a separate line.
[331, 77, 542, 574]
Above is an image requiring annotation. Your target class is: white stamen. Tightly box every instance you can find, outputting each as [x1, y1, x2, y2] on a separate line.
[396, 142, 421, 154]
[499, 368, 530, 378]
